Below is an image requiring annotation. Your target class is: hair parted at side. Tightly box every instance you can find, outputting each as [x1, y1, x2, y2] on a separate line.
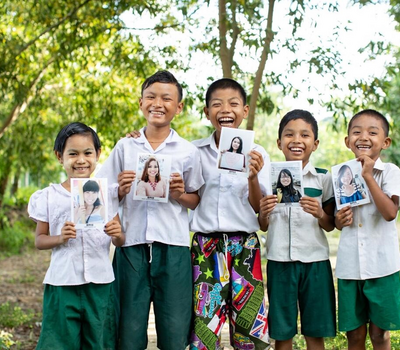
[278, 109, 318, 140]
[205, 78, 247, 107]
[348, 109, 389, 137]
[141, 70, 183, 102]
[54, 122, 101, 154]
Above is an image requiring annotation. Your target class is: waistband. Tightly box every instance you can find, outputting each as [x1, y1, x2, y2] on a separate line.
[194, 231, 255, 239]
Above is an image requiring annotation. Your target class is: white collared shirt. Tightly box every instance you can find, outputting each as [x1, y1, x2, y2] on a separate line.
[189, 132, 270, 234]
[96, 128, 204, 247]
[28, 184, 116, 286]
[266, 162, 334, 262]
[336, 158, 400, 280]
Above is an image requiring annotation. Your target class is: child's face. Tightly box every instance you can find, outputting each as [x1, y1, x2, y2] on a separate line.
[277, 119, 319, 167]
[83, 191, 99, 205]
[140, 82, 183, 129]
[345, 114, 391, 161]
[204, 88, 249, 140]
[56, 134, 100, 179]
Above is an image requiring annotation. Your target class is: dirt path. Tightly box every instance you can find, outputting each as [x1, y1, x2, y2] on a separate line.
[0, 249, 234, 349]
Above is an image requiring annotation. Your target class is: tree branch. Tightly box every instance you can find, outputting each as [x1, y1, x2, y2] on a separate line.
[0, 57, 55, 139]
[14, 0, 92, 58]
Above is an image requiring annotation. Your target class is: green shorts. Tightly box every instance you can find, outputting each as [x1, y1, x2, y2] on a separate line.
[114, 243, 192, 350]
[338, 272, 400, 332]
[36, 283, 114, 350]
[267, 260, 336, 340]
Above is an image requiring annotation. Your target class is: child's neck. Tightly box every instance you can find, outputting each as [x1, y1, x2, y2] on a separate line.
[61, 179, 71, 192]
[145, 125, 170, 150]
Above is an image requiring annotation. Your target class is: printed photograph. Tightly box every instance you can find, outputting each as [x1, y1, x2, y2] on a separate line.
[217, 127, 254, 177]
[271, 161, 303, 206]
[71, 178, 108, 228]
[332, 159, 370, 210]
[133, 153, 171, 203]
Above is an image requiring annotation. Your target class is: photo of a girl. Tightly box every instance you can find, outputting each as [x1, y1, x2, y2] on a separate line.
[336, 164, 366, 204]
[136, 156, 167, 198]
[74, 179, 106, 226]
[274, 168, 302, 203]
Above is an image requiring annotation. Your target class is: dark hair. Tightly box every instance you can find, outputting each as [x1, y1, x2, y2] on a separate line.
[141, 157, 160, 182]
[205, 78, 247, 108]
[348, 109, 389, 137]
[276, 168, 297, 195]
[83, 180, 101, 207]
[54, 122, 101, 154]
[337, 165, 354, 189]
[278, 109, 318, 140]
[228, 136, 243, 154]
[141, 70, 183, 102]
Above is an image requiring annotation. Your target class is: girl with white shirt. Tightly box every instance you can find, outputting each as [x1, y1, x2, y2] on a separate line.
[28, 122, 125, 350]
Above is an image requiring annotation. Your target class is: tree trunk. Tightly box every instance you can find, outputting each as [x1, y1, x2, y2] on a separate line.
[247, 0, 275, 130]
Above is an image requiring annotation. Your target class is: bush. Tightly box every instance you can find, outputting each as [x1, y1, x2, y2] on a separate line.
[0, 221, 34, 256]
[0, 331, 15, 350]
[0, 303, 35, 328]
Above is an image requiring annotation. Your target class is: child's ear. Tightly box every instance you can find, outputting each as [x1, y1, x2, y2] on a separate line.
[176, 101, 184, 115]
[204, 106, 210, 120]
[96, 148, 102, 161]
[313, 139, 319, 151]
[55, 151, 63, 164]
[382, 136, 391, 150]
[277, 139, 282, 150]
[344, 136, 350, 149]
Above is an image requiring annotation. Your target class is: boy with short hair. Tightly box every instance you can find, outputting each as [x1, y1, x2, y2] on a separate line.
[97, 70, 204, 350]
[335, 109, 400, 350]
[259, 109, 336, 350]
[190, 78, 270, 349]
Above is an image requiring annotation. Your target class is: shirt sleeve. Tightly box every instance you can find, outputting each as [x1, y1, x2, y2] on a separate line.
[382, 163, 400, 199]
[182, 147, 205, 193]
[27, 188, 49, 223]
[322, 171, 334, 204]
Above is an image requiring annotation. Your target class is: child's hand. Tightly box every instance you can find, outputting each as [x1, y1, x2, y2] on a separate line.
[117, 171, 136, 199]
[300, 197, 324, 219]
[336, 205, 353, 228]
[259, 195, 278, 219]
[358, 155, 375, 180]
[248, 150, 264, 179]
[104, 219, 122, 239]
[125, 130, 141, 139]
[60, 222, 76, 244]
[169, 173, 185, 200]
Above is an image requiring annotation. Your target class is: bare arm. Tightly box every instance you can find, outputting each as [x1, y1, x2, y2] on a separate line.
[35, 221, 76, 250]
[300, 197, 335, 232]
[104, 214, 125, 247]
[258, 195, 278, 232]
[248, 150, 264, 213]
[169, 172, 200, 210]
[359, 155, 398, 221]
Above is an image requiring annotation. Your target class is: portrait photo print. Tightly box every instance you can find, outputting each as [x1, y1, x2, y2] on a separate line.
[271, 161, 303, 206]
[71, 178, 108, 229]
[133, 153, 171, 203]
[332, 159, 370, 210]
[216, 127, 254, 177]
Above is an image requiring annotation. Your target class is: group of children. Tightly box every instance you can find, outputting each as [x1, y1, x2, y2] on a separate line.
[27, 70, 400, 350]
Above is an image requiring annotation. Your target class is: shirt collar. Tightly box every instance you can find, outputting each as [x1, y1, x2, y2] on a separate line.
[196, 131, 219, 152]
[136, 127, 177, 144]
[302, 161, 317, 176]
[374, 157, 384, 171]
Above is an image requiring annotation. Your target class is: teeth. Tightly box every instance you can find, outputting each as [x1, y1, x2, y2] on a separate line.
[218, 118, 234, 123]
[290, 148, 303, 152]
[357, 145, 370, 149]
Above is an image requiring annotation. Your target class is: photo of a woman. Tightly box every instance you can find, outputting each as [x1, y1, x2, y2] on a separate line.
[274, 168, 302, 203]
[74, 180, 106, 225]
[337, 164, 366, 204]
[219, 136, 246, 172]
[136, 156, 167, 198]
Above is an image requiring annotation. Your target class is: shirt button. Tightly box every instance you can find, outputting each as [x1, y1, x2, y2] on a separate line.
[359, 223, 362, 227]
